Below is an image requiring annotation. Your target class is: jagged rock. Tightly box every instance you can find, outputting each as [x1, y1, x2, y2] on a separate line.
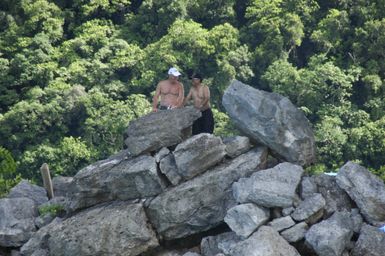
[7, 180, 48, 206]
[20, 218, 62, 256]
[0, 198, 38, 247]
[280, 222, 308, 243]
[173, 134, 226, 181]
[350, 208, 363, 233]
[52, 176, 73, 197]
[268, 216, 296, 232]
[305, 211, 354, 256]
[291, 193, 325, 223]
[314, 174, 354, 216]
[125, 106, 201, 156]
[352, 224, 385, 256]
[23, 202, 158, 256]
[146, 147, 268, 240]
[336, 161, 385, 224]
[222, 136, 251, 158]
[155, 147, 170, 163]
[222, 80, 316, 166]
[232, 162, 304, 208]
[200, 232, 241, 256]
[68, 154, 165, 211]
[300, 176, 317, 199]
[159, 154, 182, 185]
[224, 203, 270, 238]
[228, 226, 300, 256]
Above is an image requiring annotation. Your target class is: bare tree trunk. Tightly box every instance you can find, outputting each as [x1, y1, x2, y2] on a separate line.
[40, 163, 54, 199]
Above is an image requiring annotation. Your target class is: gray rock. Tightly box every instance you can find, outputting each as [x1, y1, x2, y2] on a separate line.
[305, 211, 354, 256]
[173, 134, 226, 180]
[52, 176, 73, 197]
[182, 253, 200, 256]
[268, 216, 296, 232]
[222, 136, 251, 158]
[336, 161, 385, 224]
[291, 193, 325, 223]
[34, 214, 55, 229]
[282, 207, 295, 216]
[155, 147, 170, 163]
[7, 180, 48, 206]
[200, 232, 241, 256]
[160, 154, 182, 186]
[314, 174, 354, 216]
[300, 176, 317, 199]
[232, 162, 304, 208]
[125, 106, 201, 156]
[352, 224, 385, 256]
[68, 154, 165, 211]
[350, 208, 363, 233]
[20, 218, 62, 256]
[280, 222, 308, 243]
[0, 198, 38, 247]
[224, 203, 270, 238]
[24, 202, 159, 256]
[222, 80, 316, 166]
[31, 249, 48, 256]
[146, 147, 268, 240]
[11, 250, 21, 256]
[228, 226, 300, 256]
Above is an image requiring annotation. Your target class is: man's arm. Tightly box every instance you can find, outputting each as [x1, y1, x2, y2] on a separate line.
[152, 83, 161, 112]
[176, 83, 184, 108]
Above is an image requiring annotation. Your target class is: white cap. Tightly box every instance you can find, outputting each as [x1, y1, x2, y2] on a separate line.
[168, 67, 181, 77]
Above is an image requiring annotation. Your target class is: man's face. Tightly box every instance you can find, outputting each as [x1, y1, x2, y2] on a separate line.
[168, 75, 178, 82]
[192, 78, 200, 86]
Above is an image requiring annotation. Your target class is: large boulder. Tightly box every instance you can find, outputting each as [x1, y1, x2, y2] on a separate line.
[222, 80, 316, 166]
[336, 161, 385, 224]
[305, 211, 354, 256]
[68, 153, 165, 211]
[52, 176, 73, 197]
[352, 224, 385, 256]
[228, 226, 300, 256]
[7, 180, 48, 206]
[173, 134, 226, 181]
[0, 198, 38, 247]
[22, 202, 159, 256]
[232, 162, 304, 208]
[146, 147, 268, 240]
[125, 106, 201, 156]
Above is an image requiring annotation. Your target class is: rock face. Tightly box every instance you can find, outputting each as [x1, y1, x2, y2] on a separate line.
[125, 106, 201, 156]
[222, 80, 316, 166]
[232, 162, 304, 208]
[173, 133, 226, 181]
[0, 198, 38, 247]
[22, 202, 158, 256]
[68, 153, 165, 211]
[228, 226, 300, 256]
[336, 161, 385, 224]
[146, 147, 268, 240]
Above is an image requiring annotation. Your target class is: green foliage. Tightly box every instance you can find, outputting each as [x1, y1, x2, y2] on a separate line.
[38, 203, 65, 217]
[0, 147, 21, 197]
[212, 108, 239, 137]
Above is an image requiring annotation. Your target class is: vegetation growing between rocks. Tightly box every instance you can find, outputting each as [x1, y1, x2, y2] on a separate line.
[0, 0, 384, 187]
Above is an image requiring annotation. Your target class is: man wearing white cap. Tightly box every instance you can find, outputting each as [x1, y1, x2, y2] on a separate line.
[152, 67, 184, 112]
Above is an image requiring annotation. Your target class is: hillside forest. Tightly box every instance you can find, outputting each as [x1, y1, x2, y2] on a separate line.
[0, 0, 385, 195]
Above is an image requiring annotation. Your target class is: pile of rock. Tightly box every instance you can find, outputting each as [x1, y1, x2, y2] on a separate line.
[1, 80, 385, 256]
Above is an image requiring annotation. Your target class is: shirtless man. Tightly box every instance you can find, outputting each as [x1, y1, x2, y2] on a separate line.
[152, 67, 184, 112]
[184, 73, 214, 134]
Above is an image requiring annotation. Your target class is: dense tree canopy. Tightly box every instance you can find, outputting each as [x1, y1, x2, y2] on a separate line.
[0, 0, 384, 188]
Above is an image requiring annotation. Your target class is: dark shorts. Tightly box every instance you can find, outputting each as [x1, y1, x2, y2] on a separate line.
[192, 108, 214, 135]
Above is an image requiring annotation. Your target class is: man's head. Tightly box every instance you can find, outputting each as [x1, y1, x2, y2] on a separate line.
[191, 73, 203, 85]
[168, 67, 181, 80]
